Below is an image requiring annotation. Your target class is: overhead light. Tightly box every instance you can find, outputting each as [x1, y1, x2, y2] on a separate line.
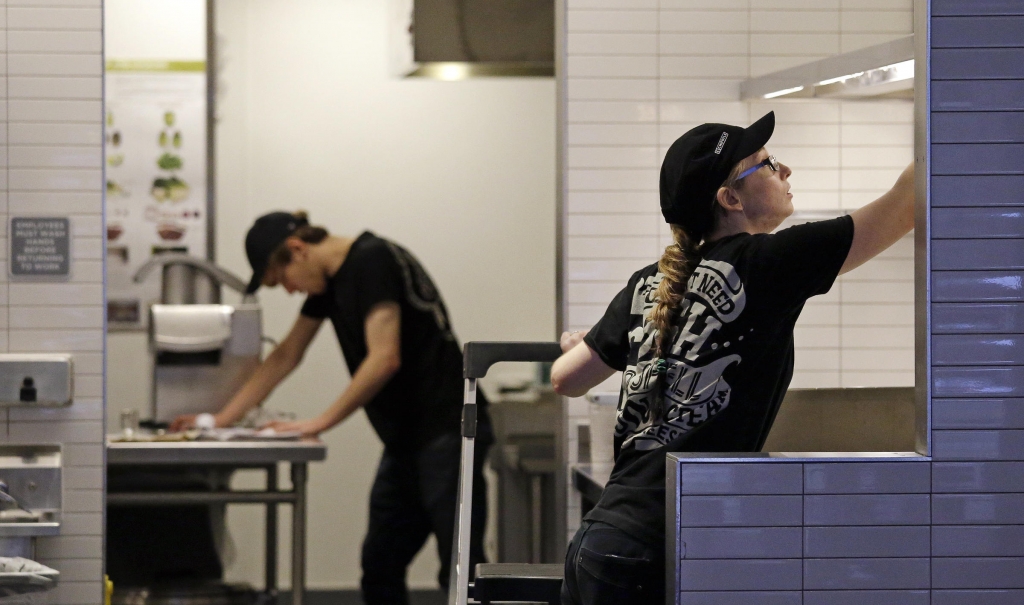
[763, 86, 805, 99]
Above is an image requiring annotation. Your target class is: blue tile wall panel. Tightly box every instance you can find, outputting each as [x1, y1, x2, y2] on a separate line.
[933, 81, 1024, 111]
[931, 175, 1024, 207]
[933, 399, 1024, 428]
[933, 590, 1024, 604]
[933, 367, 1024, 397]
[933, 49, 1024, 80]
[677, 560, 802, 591]
[933, 335, 1024, 365]
[933, 240, 1024, 269]
[678, 592, 801, 605]
[933, 271, 1024, 302]
[803, 526, 930, 558]
[803, 494, 931, 525]
[678, 527, 801, 559]
[804, 463, 931, 494]
[932, 304, 1024, 334]
[932, 17, 1024, 48]
[933, 494, 1024, 523]
[678, 496, 803, 527]
[804, 590, 930, 605]
[678, 463, 802, 494]
[933, 525, 1024, 556]
[933, 0, 1024, 16]
[932, 557, 1024, 589]
[932, 209, 1024, 239]
[932, 112, 1024, 143]
[933, 462, 1024, 492]
[933, 430, 1024, 459]
[803, 558, 930, 590]
[932, 143, 1024, 175]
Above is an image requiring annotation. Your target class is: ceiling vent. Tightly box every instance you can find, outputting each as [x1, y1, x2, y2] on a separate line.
[390, 0, 554, 79]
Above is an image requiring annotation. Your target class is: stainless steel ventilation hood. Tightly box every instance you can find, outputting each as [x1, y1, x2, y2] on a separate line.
[389, 0, 554, 79]
[740, 36, 914, 100]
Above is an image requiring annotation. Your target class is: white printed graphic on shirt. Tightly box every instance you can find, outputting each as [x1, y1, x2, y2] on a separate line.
[616, 259, 746, 451]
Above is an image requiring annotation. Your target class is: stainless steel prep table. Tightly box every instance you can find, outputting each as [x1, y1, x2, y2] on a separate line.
[106, 439, 327, 605]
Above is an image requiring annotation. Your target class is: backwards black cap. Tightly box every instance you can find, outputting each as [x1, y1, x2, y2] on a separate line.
[244, 211, 309, 294]
[660, 111, 775, 239]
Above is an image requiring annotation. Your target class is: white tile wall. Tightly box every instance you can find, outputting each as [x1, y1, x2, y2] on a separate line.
[1, 1, 105, 603]
[561, 0, 914, 538]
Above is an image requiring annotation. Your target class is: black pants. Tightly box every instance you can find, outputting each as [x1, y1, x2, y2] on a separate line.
[360, 429, 491, 605]
[561, 520, 664, 605]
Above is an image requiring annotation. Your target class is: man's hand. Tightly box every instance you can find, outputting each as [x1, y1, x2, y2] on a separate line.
[560, 329, 588, 353]
[264, 418, 326, 438]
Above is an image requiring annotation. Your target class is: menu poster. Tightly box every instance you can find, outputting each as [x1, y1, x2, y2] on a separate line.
[104, 60, 208, 330]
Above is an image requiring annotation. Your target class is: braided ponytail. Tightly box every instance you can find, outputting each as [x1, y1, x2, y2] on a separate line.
[646, 224, 701, 421]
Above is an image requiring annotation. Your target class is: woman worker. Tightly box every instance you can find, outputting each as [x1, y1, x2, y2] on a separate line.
[172, 211, 491, 605]
[550, 111, 915, 605]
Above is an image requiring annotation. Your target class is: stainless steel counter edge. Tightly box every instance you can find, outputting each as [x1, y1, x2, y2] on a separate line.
[106, 439, 328, 465]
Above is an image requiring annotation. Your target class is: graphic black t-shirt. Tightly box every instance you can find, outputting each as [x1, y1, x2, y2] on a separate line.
[301, 232, 470, 451]
[583, 216, 855, 547]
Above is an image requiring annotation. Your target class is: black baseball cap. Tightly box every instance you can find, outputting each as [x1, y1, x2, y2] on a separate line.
[244, 211, 309, 294]
[659, 111, 775, 239]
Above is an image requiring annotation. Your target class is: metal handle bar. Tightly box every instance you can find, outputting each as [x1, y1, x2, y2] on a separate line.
[463, 342, 563, 379]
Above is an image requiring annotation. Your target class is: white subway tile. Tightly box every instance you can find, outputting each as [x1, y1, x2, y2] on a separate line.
[660, 55, 749, 78]
[60, 513, 102, 537]
[568, 235, 660, 260]
[8, 99, 101, 122]
[792, 191, 841, 211]
[8, 53, 101, 77]
[46, 581, 103, 605]
[8, 76, 101, 99]
[9, 168, 101, 191]
[567, 191, 658, 214]
[841, 100, 914, 124]
[8, 145, 101, 169]
[568, 0, 656, 8]
[791, 168, 840, 191]
[753, 0, 840, 8]
[796, 347, 840, 370]
[568, 168, 658, 191]
[9, 397, 101, 422]
[659, 79, 740, 101]
[841, 258, 913, 282]
[843, 347, 914, 371]
[841, 145, 913, 168]
[841, 280, 914, 304]
[62, 488, 102, 513]
[750, 100, 841, 124]
[568, 213, 659, 236]
[750, 33, 839, 56]
[71, 352, 102, 374]
[841, 123, 914, 146]
[9, 191, 101, 214]
[659, 33, 748, 56]
[770, 146, 841, 169]
[751, 10, 840, 33]
[841, 10, 912, 34]
[35, 558, 102, 582]
[567, 146, 658, 168]
[567, 78, 657, 101]
[6, 420, 102, 444]
[8, 122, 102, 145]
[841, 0, 912, 9]
[840, 371, 914, 388]
[568, 123, 658, 145]
[567, 33, 657, 56]
[72, 237, 102, 259]
[796, 302, 840, 325]
[8, 0, 103, 6]
[770, 123, 841, 147]
[64, 443, 102, 466]
[68, 259, 102, 283]
[7, 30, 101, 52]
[10, 305, 102, 329]
[567, 10, 657, 32]
[568, 101, 657, 123]
[842, 326, 914, 348]
[794, 325, 840, 347]
[568, 259, 644, 283]
[61, 468, 103, 492]
[7, 7, 102, 30]
[9, 329, 102, 352]
[569, 281, 627, 304]
[751, 55, 831, 77]
[69, 214, 101, 237]
[841, 167, 906, 190]
[659, 10, 749, 34]
[568, 56, 658, 78]
[660, 101, 748, 125]
[840, 33, 910, 53]
[789, 371, 840, 388]
[661, 0, 747, 8]
[568, 304, 611, 327]
[0, 285, 8, 306]
[9, 283, 101, 305]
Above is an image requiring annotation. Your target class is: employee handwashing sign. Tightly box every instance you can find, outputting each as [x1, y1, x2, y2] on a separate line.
[10, 217, 71, 278]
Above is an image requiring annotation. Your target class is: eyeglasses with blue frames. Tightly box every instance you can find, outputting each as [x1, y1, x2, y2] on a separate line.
[734, 155, 780, 182]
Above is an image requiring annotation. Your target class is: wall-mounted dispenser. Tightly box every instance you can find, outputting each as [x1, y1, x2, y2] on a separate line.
[0, 355, 73, 408]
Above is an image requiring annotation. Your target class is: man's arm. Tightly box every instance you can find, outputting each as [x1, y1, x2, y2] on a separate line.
[278, 301, 402, 436]
[170, 314, 322, 431]
[840, 161, 916, 275]
[551, 331, 616, 398]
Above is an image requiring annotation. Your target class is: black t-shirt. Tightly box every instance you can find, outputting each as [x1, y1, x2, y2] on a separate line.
[582, 216, 855, 547]
[301, 231, 470, 451]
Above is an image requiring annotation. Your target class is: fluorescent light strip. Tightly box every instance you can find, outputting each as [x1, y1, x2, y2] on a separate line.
[763, 85, 804, 99]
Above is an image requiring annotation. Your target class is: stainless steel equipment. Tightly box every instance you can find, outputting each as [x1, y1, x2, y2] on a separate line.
[0, 446, 62, 559]
[133, 254, 263, 422]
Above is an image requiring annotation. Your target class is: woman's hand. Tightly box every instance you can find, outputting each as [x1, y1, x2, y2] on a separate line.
[264, 418, 327, 438]
[170, 414, 197, 432]
[560, 329, 588, 353]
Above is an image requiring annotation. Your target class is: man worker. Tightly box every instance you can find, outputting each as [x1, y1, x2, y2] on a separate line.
[172, 210, 490, 605]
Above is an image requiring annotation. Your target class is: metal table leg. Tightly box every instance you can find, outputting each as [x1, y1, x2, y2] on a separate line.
[291, 462, 307, 605]
[266, 464, 278, 594]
